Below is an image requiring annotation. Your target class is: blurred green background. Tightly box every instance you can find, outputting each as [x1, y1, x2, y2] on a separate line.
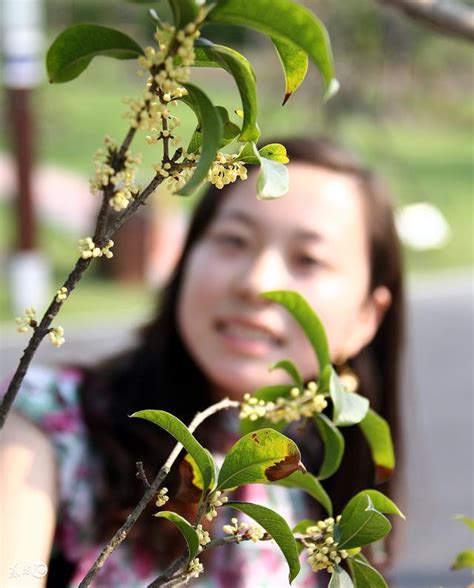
[1, 0, 472, 322]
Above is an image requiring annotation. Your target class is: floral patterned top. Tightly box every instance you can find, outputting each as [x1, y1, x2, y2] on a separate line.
[8, 366, 318, 587]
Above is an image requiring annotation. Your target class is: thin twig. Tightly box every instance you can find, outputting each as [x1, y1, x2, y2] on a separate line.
[377, 0, 474, 42]
[78, 398, 239, 588]
[136, 461, 152, 489]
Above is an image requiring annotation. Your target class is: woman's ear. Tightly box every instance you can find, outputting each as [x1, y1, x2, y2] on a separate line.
[346, 286, 392, 358]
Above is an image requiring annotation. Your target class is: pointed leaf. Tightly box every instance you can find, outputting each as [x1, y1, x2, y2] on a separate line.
[271, 37, 308, 105]
[178, 84, 222, 195]
[217, 428, 305, 490]
[176, 453, 205, 502]
[273, 470, 332, 516]
[154, 511, 200, 564]
[455, 515, 474, 530]
[257, 157, 289, 199]
[227, 501, 301, 583]
[348, 555, 388, 588]
[337, 495, 391, 550]
[341, 490, 405, 522]
[358, 409, 395, 483]
[130, 410, 215, 492]
[329, 368, 369, 427]
[451, 550, 474, 570]
[237, 141, 260, 164]
[208, 0, 336, 96]
[329, 565, 354, 588]
[240, 384, 294, 435]
[47, 24, 143, 83]
[261, 290, 331, 371]
[194, 43, 260, 141]
[187, 105, 240, 153]
[259, 143, 289, 164]
[169, 0, 199, 29]
[314, 413, 345, 480]
[270, 359, 303, 389]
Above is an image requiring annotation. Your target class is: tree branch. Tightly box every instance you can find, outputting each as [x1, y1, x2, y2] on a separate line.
[377, 0, 474, 42]
[78, 398, 239, 588]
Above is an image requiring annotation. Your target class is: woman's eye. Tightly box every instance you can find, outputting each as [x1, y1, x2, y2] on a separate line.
[294, 254, 321, 269]
[215, 233, 247, 249]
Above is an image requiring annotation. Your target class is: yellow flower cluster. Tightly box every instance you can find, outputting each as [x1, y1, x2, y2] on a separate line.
[208, 153, 248, 189]
[304, 516, 348, 574]
[240, 382, 328, 424]
[15, 307, 36, 333]
[155, 487, 169, 508]
[223, 517, 265, 543]
[48, 326, 65, 348]
[186, 557, 204, 580]
[78, 238, 114, 260]
[205, 490, 228, 522]
[195, 524, 211, 551]
[55, 287, 68, 303]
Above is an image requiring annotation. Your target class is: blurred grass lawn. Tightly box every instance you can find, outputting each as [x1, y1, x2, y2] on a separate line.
[1, 57, 472, 321]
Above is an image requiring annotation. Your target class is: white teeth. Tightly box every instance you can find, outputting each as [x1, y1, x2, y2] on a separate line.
[222, 323, 275, 343]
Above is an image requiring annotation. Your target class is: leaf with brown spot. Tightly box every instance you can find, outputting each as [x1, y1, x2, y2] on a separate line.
[217, 428, 304, 490]
[265, 455, 306, 481]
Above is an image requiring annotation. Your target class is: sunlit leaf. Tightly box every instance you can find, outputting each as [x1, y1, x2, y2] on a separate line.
[455, 515, 474, 530]
[227, 501, 301, 583]
[178, 83, 222, 195]
[451, 549, 474, 570]
[257, 157, 289, 199]
[154, 511, 200, 565]
[259, 143, 289, 163]
[47, 24, 144, 83]
[187, 105, 240, 153]
[314, 413, 345, 480]
[169, 0, 199, 29]
[348, 554, 388, 588]
[217, 428, 305, 490]
[359, 409, 395, 483]
[273, 470, 332, 515]
[341, 490, 405, 521]
[130, 409, 215, 492]
[194, 43, 260, 141]
[261, 290, 331, 372]
[329, 368, 369, 426]
[271, 37, 308, 105]
[237, 141, 260, 164]
[328, 565, 354, 588]
[270, 359, 303, 389]
[208, 0, 336, 97]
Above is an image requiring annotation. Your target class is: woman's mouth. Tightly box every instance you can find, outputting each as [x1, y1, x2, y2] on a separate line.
[215, 318, 283, 357]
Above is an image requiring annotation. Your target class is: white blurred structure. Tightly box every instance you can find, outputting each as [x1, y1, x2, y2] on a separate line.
[396, 202, 451, 250]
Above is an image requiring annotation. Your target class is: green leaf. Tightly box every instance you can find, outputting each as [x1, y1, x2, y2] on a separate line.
[329, 565, 354, 588]
[257, 157, 289, 199]
[271, 37, 308, 105]
[337, 495, 391, 550]
[259, 143, 289, 163]
[227, 501, 301, 583]
[261, 290, 331, 372]
[358, 409, 395, 483]
[314, 413, 345, 480]
[169, 0, 199, 29]
[348, 555, 388, 588]
[46, 24, 143, 83]
[292, 518, 317, 554]
[237, 141, 260, 164]
[270, 359, 303, 389]
[208, 0, 336, 97]
[217, 428, 305, 490]
[130, 410, 215, 493]
[455, 515, 474, 530]
[451, 549, 474, 570]
[273, 470, 332, 516]
[187, 105, 240, 153]
[154, 511, 200, 564]
[239, 384, 294, 435]
[341, 490, 405, 521]
[329, 368, 369, 427]
[194, 43, 260, 141]
[178, 84, 222, 196]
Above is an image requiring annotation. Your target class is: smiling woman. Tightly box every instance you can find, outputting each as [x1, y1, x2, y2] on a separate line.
[3, 137, 404, 587]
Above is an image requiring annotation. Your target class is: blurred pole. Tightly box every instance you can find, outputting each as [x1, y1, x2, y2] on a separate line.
[1, 0, 51, 314]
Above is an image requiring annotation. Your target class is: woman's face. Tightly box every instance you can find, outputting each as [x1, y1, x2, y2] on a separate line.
[177, 162, 390, 400]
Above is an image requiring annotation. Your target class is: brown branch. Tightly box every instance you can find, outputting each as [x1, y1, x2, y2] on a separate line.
[78, 398, 239, 588]
[136, 461, 152, 489]
[377, 0, 474, 42]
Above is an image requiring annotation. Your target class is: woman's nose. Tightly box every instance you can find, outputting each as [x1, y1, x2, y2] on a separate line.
[234, 250, 288, 303]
